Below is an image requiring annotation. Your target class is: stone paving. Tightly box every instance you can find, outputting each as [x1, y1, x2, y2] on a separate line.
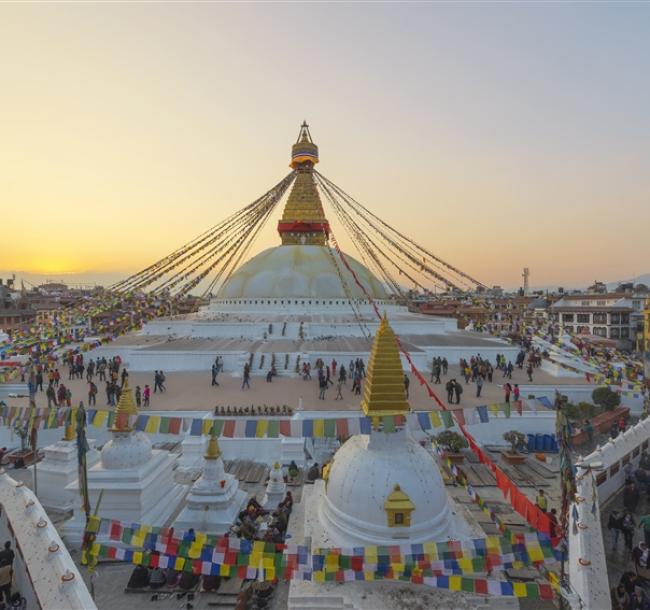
[26, 361, 588, 413]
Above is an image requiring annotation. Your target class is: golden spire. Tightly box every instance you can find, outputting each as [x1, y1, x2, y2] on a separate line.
[63, 418, 75, 441]
[204, 424, 221, 460]
[278, 122, 330, 246]
[109, 378, 137, 432]
[360, 313, 410, 417]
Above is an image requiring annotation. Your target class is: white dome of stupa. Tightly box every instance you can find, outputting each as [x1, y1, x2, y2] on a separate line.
[218, 245, 388, 300]
[321, 430, 453, 545]
[101, 431, 152, 470]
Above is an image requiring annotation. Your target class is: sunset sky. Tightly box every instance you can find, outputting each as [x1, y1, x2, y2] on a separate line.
[1, 3, 649, 290]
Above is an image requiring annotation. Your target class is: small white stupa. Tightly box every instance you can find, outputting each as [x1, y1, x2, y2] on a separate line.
[63, 381, 186, 545]
[32, 412, 100, 512]
[173, 425, 247, 535]
[262, 462, 286, 509]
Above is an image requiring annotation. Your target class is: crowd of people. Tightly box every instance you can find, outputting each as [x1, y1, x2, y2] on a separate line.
[608, 451, 650, 608]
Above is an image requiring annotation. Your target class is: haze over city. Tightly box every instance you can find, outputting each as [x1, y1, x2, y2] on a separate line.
[2, 3, 649, 289]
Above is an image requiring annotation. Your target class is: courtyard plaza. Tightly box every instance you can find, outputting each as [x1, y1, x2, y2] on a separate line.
[31, 358, 591, 413]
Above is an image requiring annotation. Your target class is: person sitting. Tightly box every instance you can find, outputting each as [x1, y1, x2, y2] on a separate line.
[288, 460, 299, 482]
[202, 574, 221, 592]
[307, 463, 320, 482]
[630, 587, 650, 610]
[127, 565, 150, 589]
[178, 571, 199, 591]
[164, 568, 180, 588]
[149, 567, 165, 590]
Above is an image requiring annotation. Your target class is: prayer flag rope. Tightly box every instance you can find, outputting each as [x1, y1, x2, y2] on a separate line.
[0, 399, 550, 439]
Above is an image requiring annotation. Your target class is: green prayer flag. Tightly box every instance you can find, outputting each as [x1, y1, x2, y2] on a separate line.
[526, 583, 540, 598]
[440, 411, 454, 428]
[461, 577, 475, 592]
[159, 417, 170, 434]
[324, 419, 336, 437]
[267, 420, 279, 438]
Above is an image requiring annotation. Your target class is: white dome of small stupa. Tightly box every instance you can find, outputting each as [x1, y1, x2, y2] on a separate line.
[101, 431, 152, 470]
[322, 431, 453, 545]
[100, 380, 152, 470]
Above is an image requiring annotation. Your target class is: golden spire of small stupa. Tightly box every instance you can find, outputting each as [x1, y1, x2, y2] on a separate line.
[109, 378, 137, 432]
[278, 122, 330, 246]
[204, 424, 222, 460]
[63, 419, 75, 441]
[360, 313, 410, 417]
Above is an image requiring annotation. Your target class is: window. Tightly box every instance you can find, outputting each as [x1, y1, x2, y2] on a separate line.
[634, 447, 641, 457]
[593, 313, 607, 324]
[610, 328, 620, 339]
[593, 327, 607, 337]
[597, 300, 607, 306]
[562, 313, 575, 323]
[623, 453, 631, 465]
[576, 326, 589, 335]
[564, 325, 574, 333]
[611, 313, 620, 324]
[610, 462, 620, 477]
[581, 301, 592, 307]
[394, 513, 404, 525]
[621, 313, 630, 324]
[577, 314, 590, 323]
[596, 471, 608, 486]
[621, 328, 630, 339]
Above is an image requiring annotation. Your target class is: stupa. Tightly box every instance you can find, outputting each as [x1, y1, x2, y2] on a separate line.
[262, 461, 286, 509]
[287, 316, 487, 608]
[31, 415, 100, 513]
[105, 124, 515, 375]
[63, 380, 186, 545]
[173, 425, 247, 534]
[318, 314, 460, 546]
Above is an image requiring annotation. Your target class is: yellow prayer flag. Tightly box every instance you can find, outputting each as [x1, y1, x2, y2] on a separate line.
[513, 582, 527, 598]
[132, 551, 143, 565]
[256, 420, 268, 438]
[219, 564, 231, 577]
[93, 411, 108, 428]
[449, 575, 462, 591]
[145, 416, 160, 434]
[313, 419, 324, 438]
[430, 411, 442, 428]
[314, 571, 325, 583]
[364, 571, 375, 582]
[174, 557, 185, 571]
[202, 420, 213, 436]
[188, 541, 202, 559]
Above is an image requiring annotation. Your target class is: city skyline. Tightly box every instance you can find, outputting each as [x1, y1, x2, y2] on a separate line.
[2, 3, 649, 288]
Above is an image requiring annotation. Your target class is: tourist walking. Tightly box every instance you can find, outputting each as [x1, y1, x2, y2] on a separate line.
[211, 363, 220, 386]
[624, 479, 641, 514]
[535, 489, 547, 513]
[504, 383, 512, 404]
[475, 376, 483, 398]
[88, 381, 97, 406]
[0, 541, 15, 605]
[454, 380, 463, 405]
[143, 384, 151, 407]
[335, 379, 343, 400]
[526, 364, 534, 382]
[135, 385, 142, 408]
[638, 512, 650, 546]
[446, 379, 454, 403]
[404, 374, 410, 399]
[242, 363, 251, 390]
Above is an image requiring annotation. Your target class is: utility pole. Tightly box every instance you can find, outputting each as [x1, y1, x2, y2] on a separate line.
[522, 267, 530, 296]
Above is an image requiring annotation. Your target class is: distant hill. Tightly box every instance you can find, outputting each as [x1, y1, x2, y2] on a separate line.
[606, 273, 650, 291]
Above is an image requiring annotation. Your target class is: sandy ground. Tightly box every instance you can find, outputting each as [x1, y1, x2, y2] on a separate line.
[28, 362, 589, 413]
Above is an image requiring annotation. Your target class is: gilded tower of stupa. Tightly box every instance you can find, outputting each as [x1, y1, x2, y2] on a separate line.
[360, 313, 410, 417]
[277, 121, 330, 245]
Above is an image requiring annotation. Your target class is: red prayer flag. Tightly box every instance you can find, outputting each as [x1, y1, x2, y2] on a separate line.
[223, 420, 235, 438]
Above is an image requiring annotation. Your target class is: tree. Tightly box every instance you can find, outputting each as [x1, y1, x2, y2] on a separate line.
[503, 430, 527, 454]
[592, 387, 621, 411]
[436, 430, 468, 454]
[564, 401, 598, 421]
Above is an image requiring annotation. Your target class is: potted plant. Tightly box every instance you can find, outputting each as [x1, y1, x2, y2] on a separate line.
[436, 430, 468, 464]
[501, 430, 527, 465]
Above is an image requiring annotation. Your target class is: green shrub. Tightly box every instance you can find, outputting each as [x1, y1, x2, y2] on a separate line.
[503, 430, 527, 454]
[592, 387, 621, 411]
[436, 430, 468, 453]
